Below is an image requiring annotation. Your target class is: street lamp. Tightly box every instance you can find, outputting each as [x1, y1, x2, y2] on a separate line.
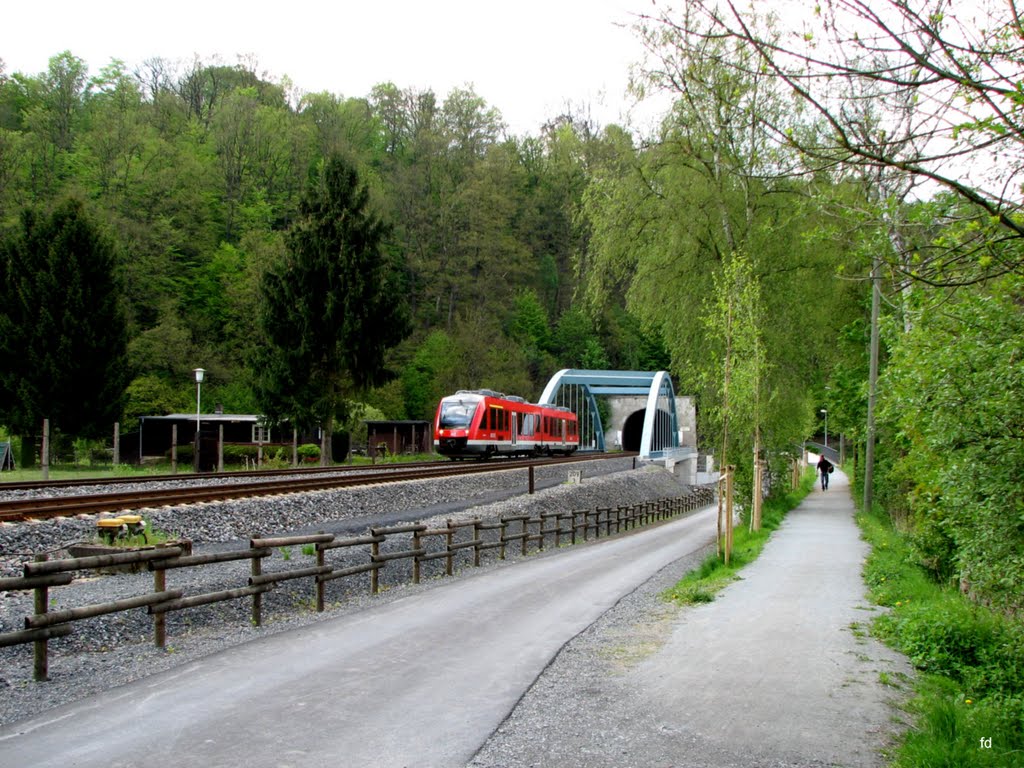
[193, 368, 205, 472]
[820, 408, 828, 451]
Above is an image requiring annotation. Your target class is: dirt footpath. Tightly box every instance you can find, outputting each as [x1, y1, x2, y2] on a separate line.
[470, 471, 912, 768]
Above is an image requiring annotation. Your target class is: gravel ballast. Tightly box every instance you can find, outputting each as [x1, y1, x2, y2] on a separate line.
[0, 458, 705, 730]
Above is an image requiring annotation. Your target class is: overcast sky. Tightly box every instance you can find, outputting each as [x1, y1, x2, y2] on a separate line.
[1, 0, 671, 136]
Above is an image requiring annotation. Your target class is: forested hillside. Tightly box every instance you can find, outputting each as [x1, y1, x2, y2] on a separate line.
[0, 53, 644, 429]
[1, 0, 1023, 617]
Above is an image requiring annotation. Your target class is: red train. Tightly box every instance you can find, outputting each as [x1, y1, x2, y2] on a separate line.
[433, 389, 579, 459]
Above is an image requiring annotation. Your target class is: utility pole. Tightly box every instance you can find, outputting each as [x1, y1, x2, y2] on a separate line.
[864, 254, 881, 514]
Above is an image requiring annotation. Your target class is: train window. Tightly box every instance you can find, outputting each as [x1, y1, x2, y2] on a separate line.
[489, 406, 504, 433]
[440, 402, 477, 429]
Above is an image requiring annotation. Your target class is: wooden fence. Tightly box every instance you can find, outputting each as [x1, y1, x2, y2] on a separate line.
[0, 487, 715, 681]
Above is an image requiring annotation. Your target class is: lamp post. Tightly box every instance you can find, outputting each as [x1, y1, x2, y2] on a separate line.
[193, 368, 205, 472]
[820, 408, 828, 452]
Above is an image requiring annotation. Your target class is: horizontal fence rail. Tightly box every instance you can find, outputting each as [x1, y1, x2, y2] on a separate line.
[0, 486, 715, 681]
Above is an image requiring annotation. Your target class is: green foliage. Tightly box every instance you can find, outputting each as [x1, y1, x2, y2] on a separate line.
[0, 197, 129, 450]
[0, 53, 719, 466]
[858, 504, 1024, 766]
[508, 289, 552, 351]
[252, 153, 410, 451]
[581, 43, 859, 479]
[123, 374, 188, 430]
[881, 275, 1024, 612]
[401, 330, 461, 421]
[296, 443, 320, 461]
[700, 252, 767, 468]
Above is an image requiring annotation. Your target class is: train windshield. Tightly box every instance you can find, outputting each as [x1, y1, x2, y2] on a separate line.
[439, 401, 478, 429]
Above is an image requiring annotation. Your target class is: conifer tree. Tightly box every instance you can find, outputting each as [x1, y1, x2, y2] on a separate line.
[0, 198, 129, 465]
[254, 154, 409, 463]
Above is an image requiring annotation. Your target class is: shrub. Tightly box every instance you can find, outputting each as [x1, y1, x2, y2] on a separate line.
[223, 444, 260, 463]
[859, 503, 1024, 766]
[297, 443, 320, 462]
[883, 601, 999, 681]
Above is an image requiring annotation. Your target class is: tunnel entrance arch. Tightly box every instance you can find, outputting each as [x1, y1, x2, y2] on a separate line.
[621, 410, 645, 452]
[538, 369, 684, 459]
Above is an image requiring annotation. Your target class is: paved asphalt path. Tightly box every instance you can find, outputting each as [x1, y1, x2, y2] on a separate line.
[0, 505, 719, 768]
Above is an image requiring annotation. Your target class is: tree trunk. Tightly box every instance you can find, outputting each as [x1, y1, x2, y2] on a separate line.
[320, 416, 334, 467]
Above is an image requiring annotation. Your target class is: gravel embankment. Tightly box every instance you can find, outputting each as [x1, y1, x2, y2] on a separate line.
[0, 458, 705, 730]
[0, 459, 637, 576]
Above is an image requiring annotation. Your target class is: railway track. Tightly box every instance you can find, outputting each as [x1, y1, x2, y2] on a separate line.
[0, 460, 446, 493]
[0, 453, 633, 523]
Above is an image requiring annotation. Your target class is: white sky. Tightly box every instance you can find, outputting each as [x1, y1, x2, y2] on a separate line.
[1, 0, 671, 136]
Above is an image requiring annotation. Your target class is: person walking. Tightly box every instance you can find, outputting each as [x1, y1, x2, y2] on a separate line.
[817, 454, 833, 490]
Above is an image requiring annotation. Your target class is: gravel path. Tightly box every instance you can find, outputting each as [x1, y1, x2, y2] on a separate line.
[470, 470, 912, 768]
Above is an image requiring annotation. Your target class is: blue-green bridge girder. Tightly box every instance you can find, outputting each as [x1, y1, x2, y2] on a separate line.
[538, 369, 683, 459]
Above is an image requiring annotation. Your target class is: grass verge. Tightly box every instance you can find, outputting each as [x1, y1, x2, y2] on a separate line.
[662, 469, 815, 605]
[857, 505, 1024, 767]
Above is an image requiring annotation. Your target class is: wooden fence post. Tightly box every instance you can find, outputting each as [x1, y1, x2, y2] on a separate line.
[33, 554, 48, 681]
[251, 548, 262, 626]
[445, 519, 454, 576]
[412, 528, 422, 584]
[725, 466, 735, 565]
[41, 419, 50, 481]
[316, 542, 326, 612]
[473, 520, 481, 567]
[371, 537, 381, 593]
[154, 566, 167, 647]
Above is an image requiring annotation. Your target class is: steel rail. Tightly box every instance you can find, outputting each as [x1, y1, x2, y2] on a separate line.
[0, 453, 632, 522]
[0, 460, 448, 492]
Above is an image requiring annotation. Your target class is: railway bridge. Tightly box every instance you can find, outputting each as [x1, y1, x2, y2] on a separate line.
[538, 369, 703, 481]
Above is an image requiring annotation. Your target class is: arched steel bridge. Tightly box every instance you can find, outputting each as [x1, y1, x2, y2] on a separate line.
[538, 369, 693, 462]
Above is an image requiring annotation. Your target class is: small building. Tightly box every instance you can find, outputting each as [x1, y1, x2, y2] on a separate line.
[131, 413, 279, 470]
[366, 420, 432, 458]
[122, 413, 415, 468]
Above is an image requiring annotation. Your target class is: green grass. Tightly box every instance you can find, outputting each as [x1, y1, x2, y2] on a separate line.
[857, 504, 1024, 767]
[0, 463, 176, 483]
[662, 469, 816, 605]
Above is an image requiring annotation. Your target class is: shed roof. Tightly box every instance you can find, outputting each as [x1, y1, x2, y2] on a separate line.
[141, 414, 262, 423]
